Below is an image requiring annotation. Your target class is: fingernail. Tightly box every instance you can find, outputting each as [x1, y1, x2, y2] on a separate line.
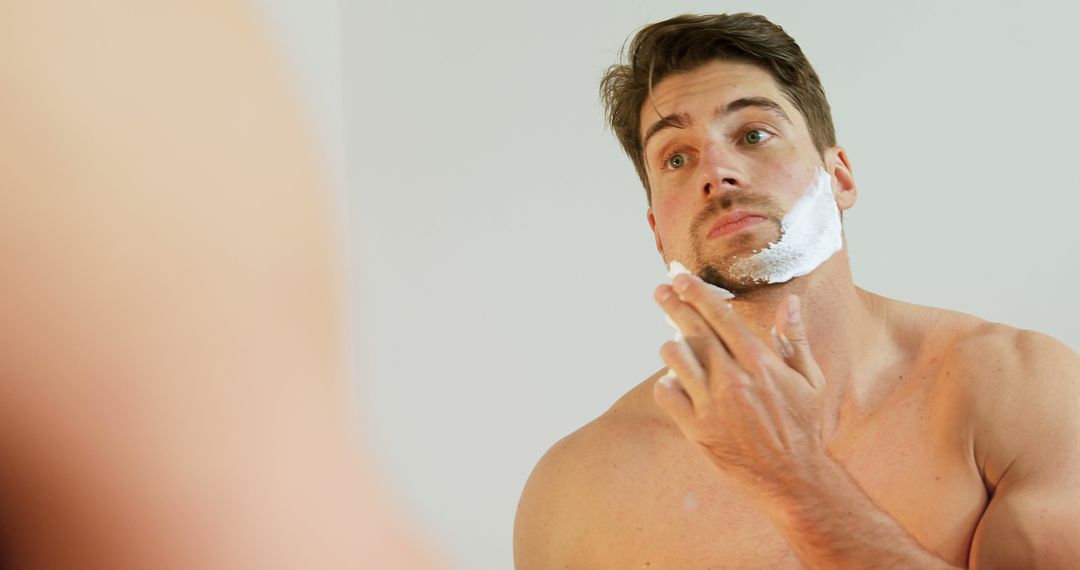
[659, 370, 677, 387]
[656, 286, 673, 302]
[787, 296, 801, 324]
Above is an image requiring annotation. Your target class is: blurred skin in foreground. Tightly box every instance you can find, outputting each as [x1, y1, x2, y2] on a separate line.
[0, 1, 441, 568]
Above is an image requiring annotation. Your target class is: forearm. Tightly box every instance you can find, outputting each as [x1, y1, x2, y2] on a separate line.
[766, 454, 964, 570]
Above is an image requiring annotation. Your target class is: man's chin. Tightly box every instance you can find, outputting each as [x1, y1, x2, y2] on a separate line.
[697, 262, 790, 296]
[691, 233, 784, 292]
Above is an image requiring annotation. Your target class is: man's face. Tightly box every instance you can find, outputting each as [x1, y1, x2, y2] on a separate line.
[642, 59, 847, 293]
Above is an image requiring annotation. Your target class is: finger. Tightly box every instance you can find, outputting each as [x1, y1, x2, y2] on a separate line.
[773, 295, 824, 391]
[655, 284, 740, 393]
[667, 260, 735, 301]
[653, 369, 693, 421]
[671, 273, 774, 373]
[658, 338, 709, 406]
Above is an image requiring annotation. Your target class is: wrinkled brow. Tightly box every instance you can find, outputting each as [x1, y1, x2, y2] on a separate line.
[642, 96, 792, 152]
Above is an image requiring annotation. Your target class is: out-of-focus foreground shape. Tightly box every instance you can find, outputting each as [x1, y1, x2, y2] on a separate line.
[0, 1, 444, 568]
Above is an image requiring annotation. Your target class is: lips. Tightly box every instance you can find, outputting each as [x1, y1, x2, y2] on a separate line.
[707, 210, 768, 239]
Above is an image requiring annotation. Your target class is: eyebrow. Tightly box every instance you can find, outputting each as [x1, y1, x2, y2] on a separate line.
[641, 96, 793, 152]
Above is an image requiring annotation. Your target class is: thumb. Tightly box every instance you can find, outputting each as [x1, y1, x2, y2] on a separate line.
[771, 295, 824, 390]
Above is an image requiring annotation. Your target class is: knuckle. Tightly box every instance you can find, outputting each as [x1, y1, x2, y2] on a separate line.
[709, 371, 744, 395]
[682, 278, 702, 297]
[659, 341, 682, 359]
[740, 345, 769, 369]
[694, 407, 718, 426]
[683, 328, 714, 347]
[683, 329, 710, 344]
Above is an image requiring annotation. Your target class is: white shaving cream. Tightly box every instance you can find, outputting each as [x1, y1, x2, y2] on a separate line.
[730, 166, 843, 284]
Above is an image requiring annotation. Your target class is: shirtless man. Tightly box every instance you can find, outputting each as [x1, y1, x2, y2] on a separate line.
[514, 13, 1080, 569]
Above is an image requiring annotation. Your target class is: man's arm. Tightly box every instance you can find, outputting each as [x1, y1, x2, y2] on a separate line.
[964, 328, 1080, 569]
[762, 326, 1080, 570]
[515, 445, 564, 569]
[515, 422, 611, 569]
[760, 455, 964, 569]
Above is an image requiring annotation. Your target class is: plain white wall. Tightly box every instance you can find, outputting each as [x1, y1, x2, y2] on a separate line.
[272, 1, 1078, 568]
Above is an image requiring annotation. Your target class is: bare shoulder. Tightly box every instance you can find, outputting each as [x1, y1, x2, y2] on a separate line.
[941, 320, 1080, 404]
[871, 291, 1080, 488]
[513, 371, 672, 569]
[870, 298, 1080, 566]
[879, 294, 1076, 392]
[939, 320, 1080, 489]
[942, 319, 1078, 378]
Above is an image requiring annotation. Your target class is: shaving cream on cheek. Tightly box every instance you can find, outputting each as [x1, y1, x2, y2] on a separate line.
[730, 166, 843, 284]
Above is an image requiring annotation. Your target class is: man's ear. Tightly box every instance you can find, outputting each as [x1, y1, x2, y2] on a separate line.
[647, 208, 664, 256]
[827, 146, 857, 212]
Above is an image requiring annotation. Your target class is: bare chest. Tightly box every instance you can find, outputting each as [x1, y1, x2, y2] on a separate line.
[586, 386, 988, 569]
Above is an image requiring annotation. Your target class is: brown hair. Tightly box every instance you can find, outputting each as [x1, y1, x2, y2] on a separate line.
[599, 13, 837, 204]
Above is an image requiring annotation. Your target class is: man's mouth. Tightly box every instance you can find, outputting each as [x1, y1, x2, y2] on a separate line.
[707, 211, 768, 239]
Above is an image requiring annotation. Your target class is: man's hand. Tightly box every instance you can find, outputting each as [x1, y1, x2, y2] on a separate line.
[652, 272, 830, 503]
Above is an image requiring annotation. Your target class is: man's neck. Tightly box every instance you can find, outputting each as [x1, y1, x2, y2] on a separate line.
[723, 249, 888, 442]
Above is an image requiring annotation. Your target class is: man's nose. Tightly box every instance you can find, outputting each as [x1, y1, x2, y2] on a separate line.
[698, 143, 743, 198]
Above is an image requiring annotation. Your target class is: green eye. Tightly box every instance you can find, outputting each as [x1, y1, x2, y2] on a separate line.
[667, 153, 687, 169]
[744, 129, 770, 144]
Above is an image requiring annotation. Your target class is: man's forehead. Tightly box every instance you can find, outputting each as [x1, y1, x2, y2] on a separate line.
[639, 61, 789, 137]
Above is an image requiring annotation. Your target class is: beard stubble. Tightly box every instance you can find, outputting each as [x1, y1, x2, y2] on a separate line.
[688, 192, 786, 295]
